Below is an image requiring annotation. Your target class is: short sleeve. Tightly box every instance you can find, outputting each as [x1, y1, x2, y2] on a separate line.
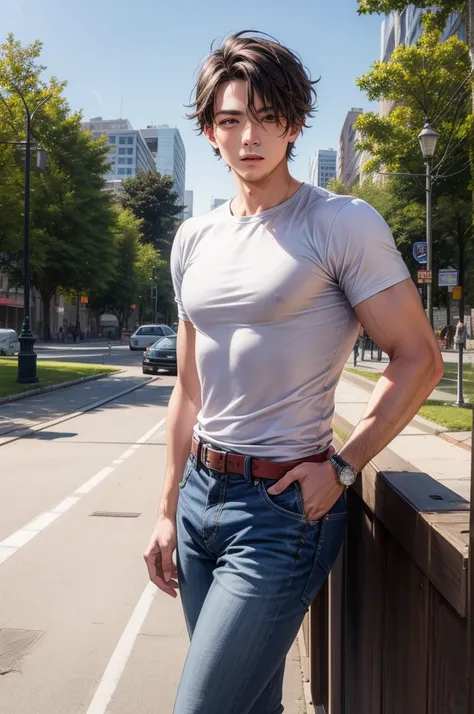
[326, 198, 410, 308]
[170, 226, 190, 321]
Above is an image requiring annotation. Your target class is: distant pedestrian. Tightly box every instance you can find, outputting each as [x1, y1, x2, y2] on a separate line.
[454, 321, 467, 349]
[58, 326, 64, 343]
[143, 30, 443, 714]
[353, 339, 359, 367]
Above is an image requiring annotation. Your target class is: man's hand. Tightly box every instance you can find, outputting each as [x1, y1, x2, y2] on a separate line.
[267, 461, 343, 520]
[143, 517, 179, 598]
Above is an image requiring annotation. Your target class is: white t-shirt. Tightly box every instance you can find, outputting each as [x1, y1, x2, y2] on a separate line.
[171, 183, 410, 461]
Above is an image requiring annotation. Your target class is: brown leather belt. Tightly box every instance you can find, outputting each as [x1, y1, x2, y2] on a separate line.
[191, 436, 332, 481]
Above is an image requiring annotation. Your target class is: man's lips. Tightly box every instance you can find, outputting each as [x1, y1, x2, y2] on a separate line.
[241, 155, 264, 161]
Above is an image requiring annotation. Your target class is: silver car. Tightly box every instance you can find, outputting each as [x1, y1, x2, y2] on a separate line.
[129, 324, 175, 351]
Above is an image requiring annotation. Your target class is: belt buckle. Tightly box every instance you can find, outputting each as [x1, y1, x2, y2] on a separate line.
[202, 443, 227, 472]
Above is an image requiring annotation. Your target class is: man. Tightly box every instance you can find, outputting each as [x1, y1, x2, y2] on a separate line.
[144, 31, 443, 714]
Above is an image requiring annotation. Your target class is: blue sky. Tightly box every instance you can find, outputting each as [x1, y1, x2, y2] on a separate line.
[2, 0, 383, 216]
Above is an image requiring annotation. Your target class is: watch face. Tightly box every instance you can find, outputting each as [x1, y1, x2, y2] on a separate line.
[339, 466, 357, 487]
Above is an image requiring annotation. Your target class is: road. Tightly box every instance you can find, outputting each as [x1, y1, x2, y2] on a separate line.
[0, 369, 306, 714]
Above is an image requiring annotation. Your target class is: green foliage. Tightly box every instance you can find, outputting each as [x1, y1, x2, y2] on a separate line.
[326, 178, 347, 195]
[353, 25, 473, 306]
[88, 207, 141, 330]
[120, 172, 184, 256]
[355, 29, 472, 179]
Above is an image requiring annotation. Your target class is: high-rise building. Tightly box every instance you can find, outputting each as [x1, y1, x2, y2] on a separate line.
[184, 190, 194, 221]
[141, 125, 186, 207]
[309, 149, 337, 189]
[210, 198, 228, 211]
[82, 117, 156, 183]
[338, 109, 364, 188]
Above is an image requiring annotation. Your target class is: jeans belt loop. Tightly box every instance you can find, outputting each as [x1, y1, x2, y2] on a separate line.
[243, 455, 253, 483]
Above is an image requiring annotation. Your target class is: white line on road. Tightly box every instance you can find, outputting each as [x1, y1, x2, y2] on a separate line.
[85, 582, 157, 714]
[0, 417, 166, 565]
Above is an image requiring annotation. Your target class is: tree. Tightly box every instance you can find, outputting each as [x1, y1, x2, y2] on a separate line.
[88, 207, 142, 335]
[120, 172, 184, 256]
[354, 26, 473, 305]
[0, 35, 118, 339]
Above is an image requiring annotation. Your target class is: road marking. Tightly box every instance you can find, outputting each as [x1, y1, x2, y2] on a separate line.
[85, 582, 157, 714]
[0, 418, 166, 565]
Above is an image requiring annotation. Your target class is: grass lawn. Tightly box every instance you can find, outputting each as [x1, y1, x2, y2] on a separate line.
[344, 366, 473, 431]
[0, 358, 119, 399]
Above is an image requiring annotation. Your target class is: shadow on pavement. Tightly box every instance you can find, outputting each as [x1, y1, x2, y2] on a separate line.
[25, 431, 78, 440]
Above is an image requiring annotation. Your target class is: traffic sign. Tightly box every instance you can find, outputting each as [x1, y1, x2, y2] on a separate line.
[418, 269, 432, 284]
[453, 286, 463, 300]
[80, 295, 88, 304]
[413, 242, 427, 264]
[439, 269, 458, 287]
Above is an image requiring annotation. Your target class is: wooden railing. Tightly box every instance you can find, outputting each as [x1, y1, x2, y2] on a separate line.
[304, 414, 471, 713]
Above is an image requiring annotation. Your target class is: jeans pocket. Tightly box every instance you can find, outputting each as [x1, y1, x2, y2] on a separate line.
[179, 458, 194, 490]
[258, 479, 306, 522]
[301, 507, 347, 606]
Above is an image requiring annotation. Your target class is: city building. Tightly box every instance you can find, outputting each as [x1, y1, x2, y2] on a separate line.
[210, 198, 228, 211]
[309, 149, 337, 189]
[338, 108, 364, 188]
[140, 125, 186, 207]
[184, 190, 194, 221]
[82, 117, 156, 182]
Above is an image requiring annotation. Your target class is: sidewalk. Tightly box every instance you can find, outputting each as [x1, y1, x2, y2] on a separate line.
[335, 375, 472, 501]
[0, 366, 152, 443]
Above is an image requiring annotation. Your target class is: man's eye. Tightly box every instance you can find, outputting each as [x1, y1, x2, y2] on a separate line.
[263, 114, 277, 122]
[220, 119, 238, 125]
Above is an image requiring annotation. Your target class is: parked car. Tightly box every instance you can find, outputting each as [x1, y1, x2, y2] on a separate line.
[129, 324, 175, 351]
[142, 335, 177, 375]
[0, 328, 18, 356]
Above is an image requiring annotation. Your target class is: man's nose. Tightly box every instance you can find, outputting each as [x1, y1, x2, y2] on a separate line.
[242, 120, 261, 146]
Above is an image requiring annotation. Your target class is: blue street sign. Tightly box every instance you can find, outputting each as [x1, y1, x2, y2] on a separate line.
[413, 242, 427, 264]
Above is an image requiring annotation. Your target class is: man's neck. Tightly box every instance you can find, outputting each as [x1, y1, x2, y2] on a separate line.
[230, 162, 303, 217]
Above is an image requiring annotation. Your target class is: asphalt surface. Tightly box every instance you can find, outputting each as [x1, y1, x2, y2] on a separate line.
[0, 368, 306, 714]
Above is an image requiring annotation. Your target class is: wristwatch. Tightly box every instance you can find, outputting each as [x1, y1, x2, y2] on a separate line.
[329, 453, 359, 487]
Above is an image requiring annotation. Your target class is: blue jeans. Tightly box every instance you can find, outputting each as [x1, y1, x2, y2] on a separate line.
[174, 453, 347, 714]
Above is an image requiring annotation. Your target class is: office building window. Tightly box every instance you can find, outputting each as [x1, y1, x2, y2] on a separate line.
[127, 136, 134, 144]
[126, 168, 132, 175]
[127, 158, 133, 165]
[118, 158, 126, 164]
[127, 148, 133, 155]
[118, 168, 126, 175]
[119, 148, 126, 155]
[109, 136, 116, 144]
[119, 136, 126, 144]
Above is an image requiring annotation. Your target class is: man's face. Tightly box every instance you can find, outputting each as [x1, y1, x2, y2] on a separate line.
[205, 80, 300, 182]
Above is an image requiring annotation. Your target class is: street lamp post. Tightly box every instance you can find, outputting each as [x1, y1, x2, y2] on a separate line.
[418, 120, 439, 330]
[15, 90, 52, 383]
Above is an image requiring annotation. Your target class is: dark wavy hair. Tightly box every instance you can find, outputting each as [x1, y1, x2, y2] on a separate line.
[187, 31, 319, 161]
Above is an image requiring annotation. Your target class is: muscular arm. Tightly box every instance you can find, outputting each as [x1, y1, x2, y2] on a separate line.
[159, 319, 201, 521]
[338, 278, 444, 472]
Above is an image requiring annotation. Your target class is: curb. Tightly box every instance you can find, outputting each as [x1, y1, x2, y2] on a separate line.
[0, 375, 160, 447]
[0, 370, 121, 406]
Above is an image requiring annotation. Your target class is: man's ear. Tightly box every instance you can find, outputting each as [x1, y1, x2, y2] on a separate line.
[204, 124, 218, 150]
[288, 121, 302, 144]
